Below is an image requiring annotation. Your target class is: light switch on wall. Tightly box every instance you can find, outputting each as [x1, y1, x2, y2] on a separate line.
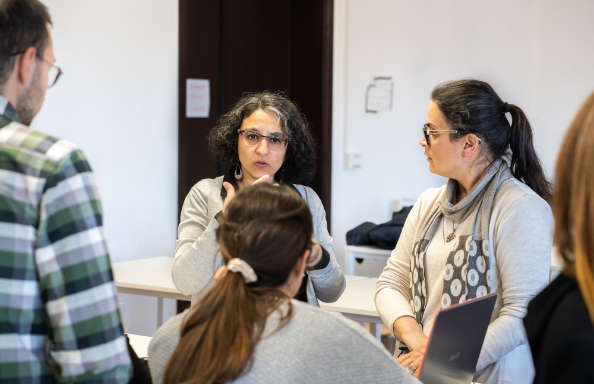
[344, 152, 362, 169]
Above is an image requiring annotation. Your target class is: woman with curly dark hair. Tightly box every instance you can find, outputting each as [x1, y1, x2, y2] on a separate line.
[172, 91, 345, 306]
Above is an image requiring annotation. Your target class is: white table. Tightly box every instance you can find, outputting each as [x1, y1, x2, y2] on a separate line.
[320, 275, 382, 340]
[113, 257, 383, 338]
[127, 333, 151, 359]
[113, 257, 191, 325]
[345, 245, 392, 275]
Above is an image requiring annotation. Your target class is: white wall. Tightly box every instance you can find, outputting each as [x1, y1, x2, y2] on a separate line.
[22, 0, 594, 333]
[32, 0, 178, 335]
[332, 0, 594, 269]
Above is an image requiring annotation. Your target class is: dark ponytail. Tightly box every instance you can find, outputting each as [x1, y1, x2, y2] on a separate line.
[163, 183, 313, 384]
[431, 79, 552, 202]
[507, 104, 552, 202]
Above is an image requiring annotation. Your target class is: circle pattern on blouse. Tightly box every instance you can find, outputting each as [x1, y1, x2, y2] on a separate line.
[441, 235, 491, 309]
[412, 233, 492, 324]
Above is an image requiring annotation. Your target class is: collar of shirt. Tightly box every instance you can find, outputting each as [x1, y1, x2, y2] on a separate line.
[0, 95, 20, 128]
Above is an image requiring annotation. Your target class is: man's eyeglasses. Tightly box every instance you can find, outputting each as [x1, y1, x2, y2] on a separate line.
[7, 50, 63, 88]
[35, 55, 63, 88]
[422, 123, 459, 146]
[237, 129, 291, 150]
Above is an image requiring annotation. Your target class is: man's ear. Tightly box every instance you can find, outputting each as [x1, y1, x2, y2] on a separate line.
[15, 46, 37, 87]
[461, 134, 481, 158]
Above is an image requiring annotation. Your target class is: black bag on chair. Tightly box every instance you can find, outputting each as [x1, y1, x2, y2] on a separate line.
[346, 206, 412, 250]
[345, 222, 376, 246]
[368, 224, 404, 250]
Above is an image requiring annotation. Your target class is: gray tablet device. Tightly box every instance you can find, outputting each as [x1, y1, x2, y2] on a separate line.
[418, 292, 497, 384]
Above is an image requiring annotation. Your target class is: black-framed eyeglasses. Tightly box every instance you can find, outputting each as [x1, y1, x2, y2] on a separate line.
[422, 123, 459, 146]
[7, 50, 63, 88]
[237, 129, 291, 150]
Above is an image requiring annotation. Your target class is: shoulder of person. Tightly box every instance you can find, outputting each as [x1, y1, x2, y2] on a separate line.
[288, 300, 389, 350]
[2, 121, 82, 165]
[418, 185, 445, 203]
[291, 183, 315, 200]
[494, 178, 551, 215]
[412, 185, 446, 215]
[149, 309, 188, 356]
[189, 175, 224, 195]
[291, 184, 326, 210]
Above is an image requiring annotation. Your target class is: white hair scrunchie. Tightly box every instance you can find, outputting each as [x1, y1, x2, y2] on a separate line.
[226, 258, 258, 283]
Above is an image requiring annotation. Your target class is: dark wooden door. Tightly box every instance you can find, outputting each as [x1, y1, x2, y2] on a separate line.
[178, 0, 333, 221]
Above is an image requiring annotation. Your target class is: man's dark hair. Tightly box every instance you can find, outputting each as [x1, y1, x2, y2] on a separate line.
[0, 0, 52, 88]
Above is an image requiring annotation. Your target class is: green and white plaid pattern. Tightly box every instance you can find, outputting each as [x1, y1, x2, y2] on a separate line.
[0, 97, 131, 383]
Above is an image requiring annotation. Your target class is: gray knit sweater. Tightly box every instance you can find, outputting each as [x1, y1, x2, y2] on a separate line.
[376, 177, 553, 384]
[148, 300, 420, 384]
[172, 176, 345, 306]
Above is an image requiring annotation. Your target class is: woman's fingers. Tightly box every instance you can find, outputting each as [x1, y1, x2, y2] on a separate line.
[223, 181, 236, 195]
[252, 174, 273, 185]
[223, 176, 275, 213]
[411, 352, 424, 377]
[306, 238, 323, 268]
[222, 182, 236, 212]
[397, 351, 424, 376]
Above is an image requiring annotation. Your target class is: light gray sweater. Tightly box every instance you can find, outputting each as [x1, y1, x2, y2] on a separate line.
[148, 300, 421, 384]
[376, 178, 553, 384]
[172, 176, 345, 306]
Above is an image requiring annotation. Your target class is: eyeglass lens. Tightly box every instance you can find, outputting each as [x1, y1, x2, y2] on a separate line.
[48, 65, 62, 88]
[423, 124, 431, 146]
[239, 130, 288, 150]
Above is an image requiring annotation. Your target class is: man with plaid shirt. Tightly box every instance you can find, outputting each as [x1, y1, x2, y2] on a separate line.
[0, 0, 132, 382]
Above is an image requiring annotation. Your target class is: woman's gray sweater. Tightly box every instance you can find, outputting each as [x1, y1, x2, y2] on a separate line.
[172, 176, 345, 306]
[148, 300, 420, 384]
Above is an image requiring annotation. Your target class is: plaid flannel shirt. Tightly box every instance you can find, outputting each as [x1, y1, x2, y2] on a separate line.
[0, 96, 131, 383]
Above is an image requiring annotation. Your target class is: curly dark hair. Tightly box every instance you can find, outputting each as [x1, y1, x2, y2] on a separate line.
[208, 91, 316, 185]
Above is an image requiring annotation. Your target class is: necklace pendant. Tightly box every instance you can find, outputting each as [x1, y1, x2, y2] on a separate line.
[446, 232, 456, 242]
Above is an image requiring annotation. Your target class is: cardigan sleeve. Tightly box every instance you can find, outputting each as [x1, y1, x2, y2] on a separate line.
[375, 193, 427, 332]
[171, 178, 223, 296]
[298, 185, 346, 303]
[476, 192, 553, 371]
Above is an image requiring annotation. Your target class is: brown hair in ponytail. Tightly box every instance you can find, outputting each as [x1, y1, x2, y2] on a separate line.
[163, 183, 313, 384]
[553, 90, 594, 324]
[431, 79, 552, 202]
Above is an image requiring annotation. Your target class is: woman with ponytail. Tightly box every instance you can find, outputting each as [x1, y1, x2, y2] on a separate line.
[524, 91, 594, 383]
[376, 79, 553, 383]
[148, 183, 419, 384]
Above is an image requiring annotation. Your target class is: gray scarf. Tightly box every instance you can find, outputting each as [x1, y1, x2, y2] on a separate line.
[411, 158, 512, 323]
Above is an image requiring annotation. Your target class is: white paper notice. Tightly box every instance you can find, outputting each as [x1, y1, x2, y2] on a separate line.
[365, 76, 393, 113]
[186, 79, 210, 118]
